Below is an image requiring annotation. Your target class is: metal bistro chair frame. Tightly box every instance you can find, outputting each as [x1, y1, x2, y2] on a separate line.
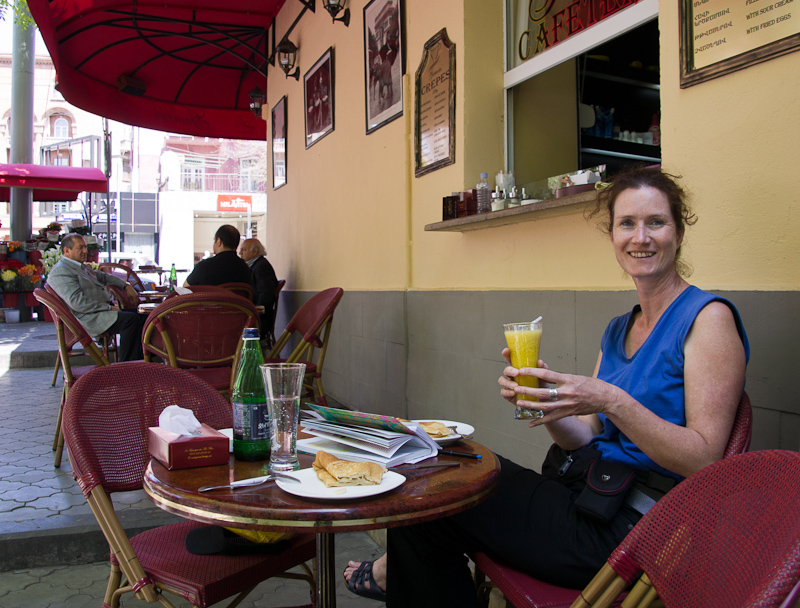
[63, 362, 316, 608]
[34, 287, 111, 468]
[142, 291, 259, 395]
[266, 287, 344, 406]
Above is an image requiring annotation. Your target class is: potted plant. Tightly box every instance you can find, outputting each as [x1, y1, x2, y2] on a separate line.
[7, 241, 26, 264]
[18, 264, 43, 291]
[1, 267, 19, 293]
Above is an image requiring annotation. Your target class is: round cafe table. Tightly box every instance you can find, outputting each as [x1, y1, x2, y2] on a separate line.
[144, 441, 500, 608]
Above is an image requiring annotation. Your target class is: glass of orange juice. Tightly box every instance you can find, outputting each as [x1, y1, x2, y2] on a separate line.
[503, 321, 544, 420]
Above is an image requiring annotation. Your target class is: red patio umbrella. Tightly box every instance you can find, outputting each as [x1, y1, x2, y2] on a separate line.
[26, 0, 287, 140]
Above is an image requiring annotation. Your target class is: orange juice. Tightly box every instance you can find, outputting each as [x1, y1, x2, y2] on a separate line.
[503, 322, 544, 420]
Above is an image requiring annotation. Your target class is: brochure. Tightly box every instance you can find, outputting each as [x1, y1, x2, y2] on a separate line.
[297, 404, 439, 466]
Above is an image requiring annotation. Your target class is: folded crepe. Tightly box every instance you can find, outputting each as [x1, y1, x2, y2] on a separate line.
[419, 421, 451, 438]
[312, 451, 386, 487]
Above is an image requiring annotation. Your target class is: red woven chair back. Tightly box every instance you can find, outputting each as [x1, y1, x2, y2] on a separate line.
[285, 287, 344, 348]
[608, 450, 800, 607]
[142, 291, 258, 369]
[37, 286, 81, 353]
[188, 283, 255, 302]
[99, 262, 146, 291]
[723, 391, 752, 458]
[38, 286, 108, 362]
[63, 362, 231, 496]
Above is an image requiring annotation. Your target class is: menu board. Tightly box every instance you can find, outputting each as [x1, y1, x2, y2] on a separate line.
[414, 29, 455, 177]
[683, 0, 799, 84]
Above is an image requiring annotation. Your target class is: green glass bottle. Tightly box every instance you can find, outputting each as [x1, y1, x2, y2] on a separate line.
[232, 328, 270, 461]
[169, 263, 177, 291]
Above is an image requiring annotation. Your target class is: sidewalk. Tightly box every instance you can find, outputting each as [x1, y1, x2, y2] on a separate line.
[0, 321, 384, 607]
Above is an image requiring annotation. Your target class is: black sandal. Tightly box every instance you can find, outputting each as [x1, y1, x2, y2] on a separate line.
[346, 560, 387, 602]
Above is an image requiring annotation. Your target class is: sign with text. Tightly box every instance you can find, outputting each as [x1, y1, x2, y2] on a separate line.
[217, 194, 252, 212]
[414, 29, 456, 178]
[681, 0, 800, 86]
[511, 0, 643, 66]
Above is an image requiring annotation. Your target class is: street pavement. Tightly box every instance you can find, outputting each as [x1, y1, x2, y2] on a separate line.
[0, 320, 385, 607]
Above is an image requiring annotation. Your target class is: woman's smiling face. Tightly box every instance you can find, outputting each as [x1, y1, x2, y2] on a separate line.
[611, 186, 683, 281]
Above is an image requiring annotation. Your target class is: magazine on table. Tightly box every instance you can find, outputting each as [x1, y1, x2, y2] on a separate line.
[297, 404, 439, 467]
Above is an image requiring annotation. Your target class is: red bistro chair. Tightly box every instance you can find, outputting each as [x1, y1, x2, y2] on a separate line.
[571, 449, 800, 608]
[472, 391, 754, 608]
[45, 283, 117, 386]
[142, 291, 259, 394]
[265, 287, 344, 406]
[63, 363, 316, 608]
[34, 287, 111, 468]
[265, 279, 286, 350]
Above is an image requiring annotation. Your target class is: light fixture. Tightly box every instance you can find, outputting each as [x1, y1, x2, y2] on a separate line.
[248, 86, 266, 117]
[322, 0, 350, 26]
[117, 74, 146, 96]
[277, 40, 300, 80]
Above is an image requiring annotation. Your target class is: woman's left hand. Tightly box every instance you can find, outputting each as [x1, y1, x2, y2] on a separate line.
[515, 366, 623, 426]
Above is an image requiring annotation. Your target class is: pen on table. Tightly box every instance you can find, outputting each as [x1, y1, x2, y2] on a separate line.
[439, 449, 481, 459]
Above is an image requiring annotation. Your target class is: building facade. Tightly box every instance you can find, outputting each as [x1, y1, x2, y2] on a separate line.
[265, 0, 799, 467]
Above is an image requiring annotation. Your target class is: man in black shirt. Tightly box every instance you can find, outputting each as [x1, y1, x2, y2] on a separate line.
[239, 237, 279, 339]
[184, 225, 250, 287]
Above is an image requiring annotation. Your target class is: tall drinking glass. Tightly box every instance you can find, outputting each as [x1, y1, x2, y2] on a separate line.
[260, 363, 306, 472]
[503, 321, 544, 420]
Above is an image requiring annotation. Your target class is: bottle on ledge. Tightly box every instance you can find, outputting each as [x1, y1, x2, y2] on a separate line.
[232, 327, 271, 461]
[168, 263, 177, 291]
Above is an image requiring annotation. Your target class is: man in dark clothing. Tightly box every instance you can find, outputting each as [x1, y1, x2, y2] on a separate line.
[184, 225, 250, 287]
[239, 237, 279, 339]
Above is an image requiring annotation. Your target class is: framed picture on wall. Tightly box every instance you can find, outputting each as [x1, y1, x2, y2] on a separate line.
[363, 0, 404, 134]
[304, 47, 334, 148]
[271, 96, 287, 190]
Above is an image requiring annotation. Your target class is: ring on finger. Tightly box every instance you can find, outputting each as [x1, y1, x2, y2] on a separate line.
[549, 388, 558, 401]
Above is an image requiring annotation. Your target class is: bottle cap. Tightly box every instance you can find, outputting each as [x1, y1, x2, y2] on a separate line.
[243, 328, 259, 339]
[480, 172, 488, 179]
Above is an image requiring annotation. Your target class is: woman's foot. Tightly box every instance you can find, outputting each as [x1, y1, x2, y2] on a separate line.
[343, 554, 387, 601]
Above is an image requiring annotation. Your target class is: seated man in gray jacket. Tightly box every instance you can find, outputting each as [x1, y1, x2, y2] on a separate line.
[47, 234, 146, 361]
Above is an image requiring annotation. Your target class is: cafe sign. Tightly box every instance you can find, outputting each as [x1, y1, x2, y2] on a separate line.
[217, 194, 252, 212]
[516, 0, 643, 62]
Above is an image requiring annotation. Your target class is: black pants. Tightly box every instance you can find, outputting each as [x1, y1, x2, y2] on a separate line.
[385, 455, 640, 608]
[107, 311, 147, 362]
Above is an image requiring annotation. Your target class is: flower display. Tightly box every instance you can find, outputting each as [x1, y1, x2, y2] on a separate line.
[1, 259, 25, 271]
[42, 249, 62, 275]
[6, 241, 22, 253]
[18, 264, 42, 290]
[1, 269, 16, 282]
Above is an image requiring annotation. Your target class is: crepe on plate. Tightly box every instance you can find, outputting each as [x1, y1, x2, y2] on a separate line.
[418, 421, 451, 438]
[312, 451, 387, 487]
[398, 418, 452, 438]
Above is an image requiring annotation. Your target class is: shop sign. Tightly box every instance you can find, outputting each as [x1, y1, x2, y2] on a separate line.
[515, 0, 642, 62]
[680, 0, 800, 87]
[217, 194, 252, 212]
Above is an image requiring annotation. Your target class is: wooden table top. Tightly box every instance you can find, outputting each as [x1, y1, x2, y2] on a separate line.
[144, 442, 500, 534]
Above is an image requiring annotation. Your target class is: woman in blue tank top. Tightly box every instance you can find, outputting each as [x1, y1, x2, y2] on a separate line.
[345, 168, 749, 606]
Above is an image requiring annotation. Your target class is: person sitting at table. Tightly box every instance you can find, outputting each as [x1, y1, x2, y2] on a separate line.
[47, 234, 147, 362]
[238, 238, 279, 339]
[184, 224, 251, 288]
[343, 167, 750, 606]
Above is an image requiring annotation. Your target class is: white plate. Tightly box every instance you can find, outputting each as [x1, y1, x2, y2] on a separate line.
[410, 419, 475, 447]
[275, 467, 406, 500]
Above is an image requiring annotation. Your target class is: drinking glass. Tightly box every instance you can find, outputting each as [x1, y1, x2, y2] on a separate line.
[503, 321, 544, 420]
[260, 363, 306, 472]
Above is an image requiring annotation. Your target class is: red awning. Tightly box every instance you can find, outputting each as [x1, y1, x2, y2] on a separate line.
[26, 0, 287, 140]
[0, 164, 108, 201]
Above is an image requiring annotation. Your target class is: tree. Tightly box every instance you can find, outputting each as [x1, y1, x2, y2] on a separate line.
[0, 0, 36, 30]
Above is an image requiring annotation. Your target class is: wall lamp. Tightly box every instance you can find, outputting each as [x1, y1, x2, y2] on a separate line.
[248, 86, 266, 117]
[322, 0, 350, 26]
[277, 40, 300, 80]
